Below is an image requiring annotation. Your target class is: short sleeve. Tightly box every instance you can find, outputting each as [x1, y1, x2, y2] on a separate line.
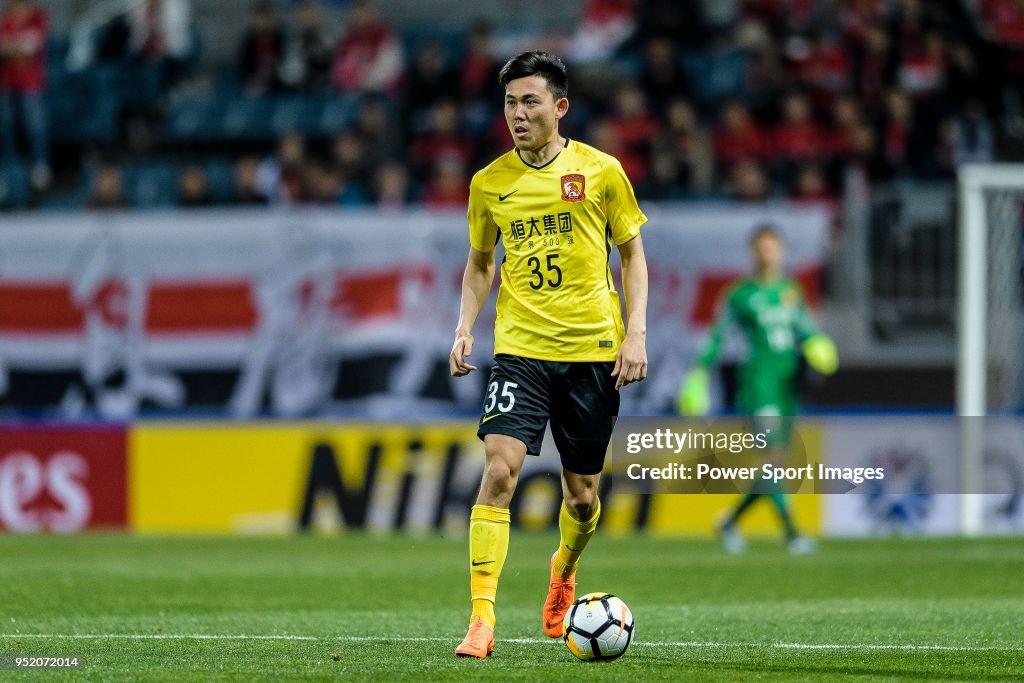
[604, 159, 647, 245]
[467, 171, 499, 252]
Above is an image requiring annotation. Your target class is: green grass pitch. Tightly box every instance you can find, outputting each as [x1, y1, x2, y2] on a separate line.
[1, 532, 1022, 681]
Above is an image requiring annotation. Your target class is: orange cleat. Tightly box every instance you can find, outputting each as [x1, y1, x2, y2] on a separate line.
[455, 615, 495, 658]
[542, 552, 576, 638]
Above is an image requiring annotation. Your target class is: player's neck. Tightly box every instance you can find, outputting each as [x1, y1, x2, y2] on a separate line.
[518, 135, 567, 168]
[755, 268, 782, 283]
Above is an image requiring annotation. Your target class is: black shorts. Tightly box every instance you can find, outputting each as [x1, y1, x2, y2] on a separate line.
[476, 353, 620, 475]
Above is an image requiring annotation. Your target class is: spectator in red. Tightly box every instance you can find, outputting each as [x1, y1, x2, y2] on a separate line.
[331, 0, 404, 94]
[854, 23, 896, 108]
[421, 156, 468, 208]
[795, 32, 853, 107]
[564, 0, 638, 64]
[839, 0, 887, 47]
[0, 0, 49, 189]
[459, 21, 499, 104]
[773, 92, 825, 164]
[984, 0, 1024, 45]
[238, 0, 285, 95]
[828, 94, 863, 158]
[409, 99, 474, 181]
[897, 29, 947, 101]
[713, 99, 770, 173]
[608, 84, 659, 183]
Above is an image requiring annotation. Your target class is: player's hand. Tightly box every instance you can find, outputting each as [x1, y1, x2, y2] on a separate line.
[802, 334, 838, 375]
[612, 331, 647, 390]
[449, 333, 478, 377]
[677, 368, 710, 416]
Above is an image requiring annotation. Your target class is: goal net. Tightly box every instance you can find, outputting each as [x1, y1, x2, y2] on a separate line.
[957, 164, 1024, 534]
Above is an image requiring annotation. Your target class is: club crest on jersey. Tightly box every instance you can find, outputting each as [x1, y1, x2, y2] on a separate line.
[560, 174, 586, 203]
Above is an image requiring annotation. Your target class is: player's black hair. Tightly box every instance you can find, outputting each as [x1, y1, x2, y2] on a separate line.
[749, 223, 783, 245]
[498, 50, 568, 100]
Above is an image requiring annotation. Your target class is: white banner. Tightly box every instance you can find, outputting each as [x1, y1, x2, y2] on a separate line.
[821, 416, 1024, 536]
[0, 204, 830, 418]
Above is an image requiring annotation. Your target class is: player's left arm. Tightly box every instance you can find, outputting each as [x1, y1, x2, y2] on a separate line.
[612, 234, 648, 389]
[793, 284, 838, 375]
[604, 158, 649, 390]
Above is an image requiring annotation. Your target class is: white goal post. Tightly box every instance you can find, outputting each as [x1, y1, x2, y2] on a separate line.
[957, 163, 1024, 535]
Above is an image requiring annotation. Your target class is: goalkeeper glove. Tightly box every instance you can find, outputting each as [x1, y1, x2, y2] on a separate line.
[677, 367, 710, 416]
[802, 334, 839, 375]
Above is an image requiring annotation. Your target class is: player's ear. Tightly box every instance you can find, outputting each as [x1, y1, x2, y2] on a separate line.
[554, 97, 569, 120]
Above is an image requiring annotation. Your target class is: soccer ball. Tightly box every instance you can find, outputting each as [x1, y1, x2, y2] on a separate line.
[562, 592, 634, 661]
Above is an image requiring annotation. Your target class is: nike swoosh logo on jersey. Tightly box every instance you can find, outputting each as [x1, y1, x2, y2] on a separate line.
[498, 190, 519, 201]
[481, 413, 501, 424]
[471, 559, 494, 566]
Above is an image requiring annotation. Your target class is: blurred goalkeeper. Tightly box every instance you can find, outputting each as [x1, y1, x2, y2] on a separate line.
[677, 224, 837, 555]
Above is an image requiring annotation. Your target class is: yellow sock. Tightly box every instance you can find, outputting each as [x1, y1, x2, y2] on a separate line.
[468, 504, 510, 628]
[553, 499, 600, 580]
[471, 598, 495, 628]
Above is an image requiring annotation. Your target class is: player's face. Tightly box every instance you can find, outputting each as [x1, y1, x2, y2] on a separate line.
[752, 234, 784, 274]
[504, 75, 568, 151]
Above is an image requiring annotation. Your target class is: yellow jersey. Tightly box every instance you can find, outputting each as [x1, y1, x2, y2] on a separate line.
[468, 139, 647, 362]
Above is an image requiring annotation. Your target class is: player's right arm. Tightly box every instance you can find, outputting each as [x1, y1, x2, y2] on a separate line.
[677, 286, 737, 415]
[451, 170, 499, 377]
[450, 246, 495, 377]
[696, 286, 738, 370]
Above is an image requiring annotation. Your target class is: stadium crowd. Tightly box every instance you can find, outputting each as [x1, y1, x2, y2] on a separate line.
[1, 0, 1022, 210]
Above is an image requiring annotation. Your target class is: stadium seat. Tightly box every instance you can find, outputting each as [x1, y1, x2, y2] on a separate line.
[50, 66, 122, 143]
[222, 96, 275, 140]
[204, 159, 235, 204]
[317, 94, 361, 138]
[166, 94, 227, 141]
[271, 96, 311, 136]
[125, 163, 177, 207]
[0, 162, 30, 210]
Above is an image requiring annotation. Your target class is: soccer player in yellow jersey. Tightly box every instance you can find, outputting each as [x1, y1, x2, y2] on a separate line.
[449, 51, 649, 658]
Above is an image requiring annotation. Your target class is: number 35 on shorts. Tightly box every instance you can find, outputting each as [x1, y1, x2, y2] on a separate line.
[483, 381, 518, 415]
